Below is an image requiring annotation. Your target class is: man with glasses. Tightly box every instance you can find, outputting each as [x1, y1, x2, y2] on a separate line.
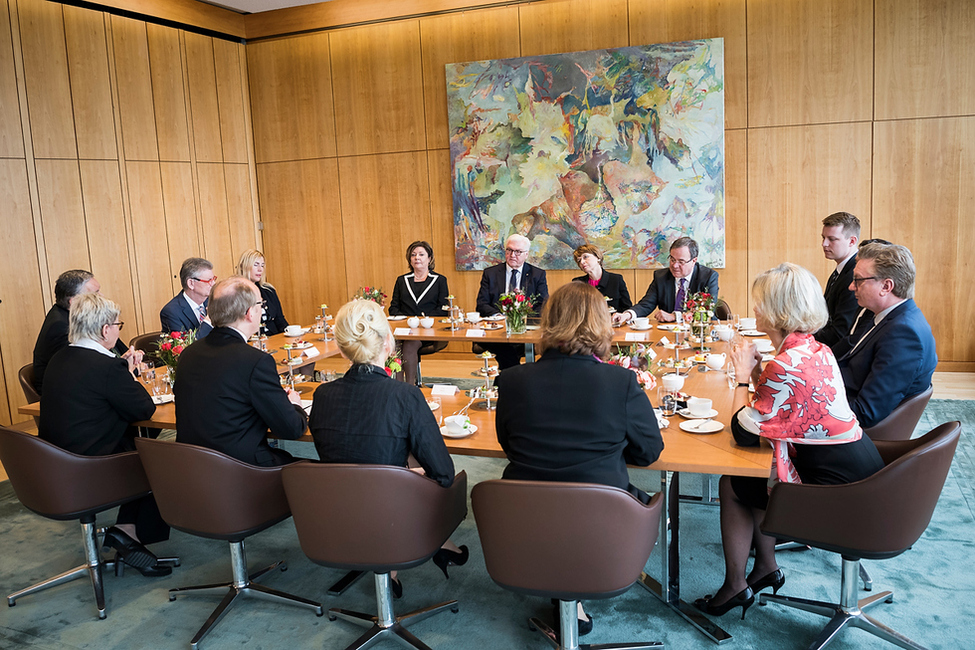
[476, 234, 549, 369]
[614, 237, 719, 325]
[815, 212, 862, 347]
[833, 242, 937, 428]
[159, 257, 215, 338]
[174, 276, 306, 466]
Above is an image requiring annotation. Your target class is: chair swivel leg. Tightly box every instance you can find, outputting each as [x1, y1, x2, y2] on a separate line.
[528, 600, 663, 650]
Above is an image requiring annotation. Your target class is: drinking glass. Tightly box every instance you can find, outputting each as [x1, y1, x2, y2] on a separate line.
[732, 313, 740, 330]
[657, 386, 678, 416]
[726, 362, 737, 390]
[431, 397, 442, 425]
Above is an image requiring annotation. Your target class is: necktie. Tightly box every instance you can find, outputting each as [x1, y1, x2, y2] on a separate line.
[825, 269, 839, 295]
[509, 269, 519, 293]
[198, 305, 206, 323]
[675, 278, 686, 311]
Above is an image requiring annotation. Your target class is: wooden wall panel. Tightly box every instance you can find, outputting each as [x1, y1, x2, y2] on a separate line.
[111, 15, 158, 161]
[629, 0, 747, 130]
[184, 33, 223, 162]
[747, 0, 872, 126]
[247, 33, 335, 163]
[224, 163, 258, 262]
[19, 0, 75, 158]
[125, 161, 173, 328]
[0, 159, 46, 423]
[213, 40, 248, 163]
[876, 0, 975, 120]
[146, 24, 190, 161]
[78, 160, 137, 328]
[873, 117, 975, 363]
[0, 0, 24, 158]
[723, 129, 748, 315]
[747, 123, 872, 291]
[330, 21, 425, 156]
[256, 159, 345, 323]
[158, 161, 198, 294]
[62, 5, 116, 160]
[35, 159, 89, 286]
[418, 7, 521, 150]
[196, 163, 234, 274]
[86, 0, 245, 38]
[519, 0, 629, 57]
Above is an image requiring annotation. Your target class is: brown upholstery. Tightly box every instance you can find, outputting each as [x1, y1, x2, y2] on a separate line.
[418, 340, 448, 357]
[472, 480, 664, 601]
[862, 384, 933, 442]
[18, 364, 40, 405]
[134, 437, 290, 542]
[129, 331, 164, 366]
[714, 298, 732, 321]
[282, 463, 468, 571]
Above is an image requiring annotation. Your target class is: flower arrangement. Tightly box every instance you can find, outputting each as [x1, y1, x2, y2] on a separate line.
[497, 290, 537, 335]
[384, 353, 402, 377]
[354, 286, 387, 306]
[156, 330, 196, 370]
[684, 291, 716, 322]
[607, 343, 657, 390]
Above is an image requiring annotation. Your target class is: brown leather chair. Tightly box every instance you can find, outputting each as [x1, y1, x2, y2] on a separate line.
[472, 480, 665, 650]
[415, 340, 448, 386]
[0, 426, 172, 619]
[758, 421, 961, 650]
[714, 298, 732, 321]
[134, 438, 322, 650]
[862, 384, 933, 442]
[17, 364, 41, 426]
[129, 331, 164, 367]
[281, 463, 468, 650]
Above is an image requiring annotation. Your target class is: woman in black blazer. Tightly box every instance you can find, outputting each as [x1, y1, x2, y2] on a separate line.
[571, 244, 632, 312]
[237, 249, 289, 336]
[495, 281, 664, 635]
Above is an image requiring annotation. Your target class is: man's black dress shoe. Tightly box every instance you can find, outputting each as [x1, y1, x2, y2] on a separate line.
[102, 527, 172, 577]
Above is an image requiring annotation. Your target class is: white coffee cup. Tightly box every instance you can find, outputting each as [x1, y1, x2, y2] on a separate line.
[466, 311, 481, 323]
[706, 353, 726, 370]
[754, 339, 775, 353]
[407, 316, 420, 329]
[632, 317, 650, 329]
[419, 316, 435, 329]
[687, 396, 713, 417]
[714, 325, 734, 341]
[739, 317, 756, 330]
[444, 415, 470, 436]
[662, 373, 685, 393]
[284, 325, 302, 336]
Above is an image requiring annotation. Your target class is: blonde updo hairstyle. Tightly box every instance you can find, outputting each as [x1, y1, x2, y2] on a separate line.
[334, 299, 393, 366]
[751, 263, 828, 335]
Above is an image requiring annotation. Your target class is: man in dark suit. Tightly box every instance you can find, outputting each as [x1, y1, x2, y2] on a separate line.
[32, 269, 140, 394]
[159, 257, 215, 338]
[833, 242, 937, 428]
[614, 237, 719, 325]
[174, 276, 306, 466]
[40, 292, 170, 576]
[815, 211, 861, 347]
[475, 233, 549, 369]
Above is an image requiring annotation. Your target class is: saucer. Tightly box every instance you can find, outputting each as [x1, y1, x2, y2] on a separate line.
[679, 419, 724, 434]
[441, 424, 477, 439]
[151, 394, 174, 405]
[630, 324, 653, 331]
[426, 400, 441, 410]
[387, 315, 407, 321]
[678, 407, 719, 419]
[658, 324, 690, 332]
[761, 353, 775, 362]
[740, 329, 767, 337]
[284, 328, 310, 337]
[484, 314, 505, 321]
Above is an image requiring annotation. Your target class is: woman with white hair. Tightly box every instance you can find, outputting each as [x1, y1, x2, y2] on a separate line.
[694, 263, 883, 619]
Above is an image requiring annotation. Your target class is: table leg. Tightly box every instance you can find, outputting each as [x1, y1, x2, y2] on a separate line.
[638, 471, 732, 644]
[524, 343, 535, 363]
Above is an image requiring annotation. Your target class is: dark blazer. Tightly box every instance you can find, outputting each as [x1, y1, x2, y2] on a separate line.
[630, 264, 720, 318]
[833, 299, 937, 428]
[174, 327, 306, 466]
[572, 271, 632, 312]
[258, 283, 289, 335]
[815, 253, 860, 347]
[32, 304, 127, 394]
[160, 293, 213, 338]
[39, 346, 154, 456]
[495, 349, 664, 495]
[476, 262, 549, 316]
[389, 273, 449, 317]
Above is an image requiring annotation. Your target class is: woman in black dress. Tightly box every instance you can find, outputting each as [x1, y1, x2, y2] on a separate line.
[389, 241, 450, 385]
[237, 249, 289, 336]
[571, 244, 632, 312]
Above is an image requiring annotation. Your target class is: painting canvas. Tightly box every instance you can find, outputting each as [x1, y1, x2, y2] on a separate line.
[446, 39, 725, 270]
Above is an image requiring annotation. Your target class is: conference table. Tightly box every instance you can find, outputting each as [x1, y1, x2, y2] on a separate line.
[19, 321, 772, 644]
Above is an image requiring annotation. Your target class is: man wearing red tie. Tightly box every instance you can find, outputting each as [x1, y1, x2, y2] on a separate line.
[159, 257, 215, 338]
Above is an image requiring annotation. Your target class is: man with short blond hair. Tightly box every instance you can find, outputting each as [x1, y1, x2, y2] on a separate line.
[816, 211, 861, 346]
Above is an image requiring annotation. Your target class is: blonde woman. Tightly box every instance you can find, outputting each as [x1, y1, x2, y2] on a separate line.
[237, 249, 289, 335]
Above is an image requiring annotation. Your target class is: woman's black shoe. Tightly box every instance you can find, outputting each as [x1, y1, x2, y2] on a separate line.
[551, 602, 594, 638]
[748, 569, 785, 595]
[102, 527, 171, 577]
[391, 577, 403, 599]
[693, 586, 755, 620]
[431, 545, 469, 579]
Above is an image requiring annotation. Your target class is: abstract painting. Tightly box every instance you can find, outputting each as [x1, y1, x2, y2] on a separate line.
[446, 39, 724, 270]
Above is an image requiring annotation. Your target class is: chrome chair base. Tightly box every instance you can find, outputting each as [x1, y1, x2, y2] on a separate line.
[527, 599, 664, 650]
[759, 558, 925, 650]
[169, 541, 323, 650]
[327, 572, 458, 650]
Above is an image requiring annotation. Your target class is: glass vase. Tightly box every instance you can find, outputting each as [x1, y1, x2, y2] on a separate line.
[505, 311, 527, 336]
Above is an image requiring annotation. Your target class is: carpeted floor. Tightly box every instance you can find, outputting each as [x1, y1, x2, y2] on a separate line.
[0, 400, 971, 649]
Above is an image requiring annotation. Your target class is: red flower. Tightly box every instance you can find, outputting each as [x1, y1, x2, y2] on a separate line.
[173, 345, 184, 354]
[160, 342, 172, 351]
[385, 367, 393, 377]
[516, 294, 525, 302]
[170, 331, 180, 338]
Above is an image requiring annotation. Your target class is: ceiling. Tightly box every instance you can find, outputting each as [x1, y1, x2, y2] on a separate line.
[200, 0, 329, 14]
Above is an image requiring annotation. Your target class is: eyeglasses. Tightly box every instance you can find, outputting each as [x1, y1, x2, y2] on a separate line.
[505, 248, 528, 256]
[191, 276, 217, 285]
[108, 321, 124, 331]
[668, 256, 694, 266]
[852, 276, 878, 287]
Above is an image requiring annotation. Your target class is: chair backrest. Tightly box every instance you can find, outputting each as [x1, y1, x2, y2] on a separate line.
[0, 426, 150, 521]
[761, 421, 961, 560]
[862, 384, 933, 441]
[472, 480, 664, 600]
[714, 298, 732, 321]
[134, 437, 290, 541]
[18, 363, 40, 404]
[129, 331, 163, 366]
[281, 463, 468, 572]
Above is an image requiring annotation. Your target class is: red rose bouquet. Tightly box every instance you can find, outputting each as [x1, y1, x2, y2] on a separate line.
[156, 330, 197, 371]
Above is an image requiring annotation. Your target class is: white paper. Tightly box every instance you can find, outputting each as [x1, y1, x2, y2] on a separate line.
[466, 329, 485, 337]
[659, 336, 671, 346]
[394, 327, 412, 336]
[301, 399, 313, 415]
[625, 332, 647, 342]
[304, 346, 320, 358]
[431, 384, 458, 396]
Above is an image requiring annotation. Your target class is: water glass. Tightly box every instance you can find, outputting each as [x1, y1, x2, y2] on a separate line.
[732, 313, 740, 330]
[658, 386, 678, 416]
[431, 397, 442, 425]
[726, 362, 737, 390]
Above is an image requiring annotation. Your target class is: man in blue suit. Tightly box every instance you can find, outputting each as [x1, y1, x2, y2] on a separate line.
[833, 242, 937, 428]
[159, 257, 215, 338]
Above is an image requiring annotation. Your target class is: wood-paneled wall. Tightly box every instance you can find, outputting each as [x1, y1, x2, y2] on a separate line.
[0, 0, 260, 424]
[245, 0, 975, 372]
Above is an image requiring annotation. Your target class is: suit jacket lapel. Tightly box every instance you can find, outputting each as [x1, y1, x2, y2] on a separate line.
[840, 300, 909, 361]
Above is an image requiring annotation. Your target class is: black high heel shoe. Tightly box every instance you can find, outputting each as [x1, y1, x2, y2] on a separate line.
[693, 586, 755, 620]
[748, 569, 785, 595]
[102, 527, 172, 577]
[391, 577, 403, 599]
[431, 545, 469, 579]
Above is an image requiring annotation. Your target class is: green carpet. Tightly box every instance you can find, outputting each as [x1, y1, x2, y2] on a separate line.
[0, 400, 971, 649]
